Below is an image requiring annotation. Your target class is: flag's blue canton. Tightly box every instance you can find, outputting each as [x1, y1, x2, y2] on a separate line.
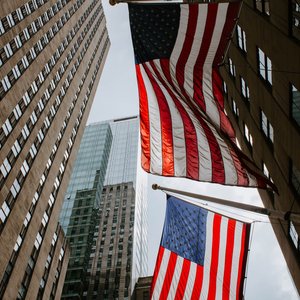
[161, 196, 207, 266]
[128, 4, 180, 64]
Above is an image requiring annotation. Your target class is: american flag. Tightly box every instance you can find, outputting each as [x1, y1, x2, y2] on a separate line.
[151, 195, 250, 299]
[128, 2, 273, 189]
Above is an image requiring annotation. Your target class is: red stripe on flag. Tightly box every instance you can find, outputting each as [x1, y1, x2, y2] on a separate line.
[236, 224, 250, 300]
[228, 146, 249, 186]
[159, 251, 178, 300]
[193, 4, 218, 111]
[143, 62, 175, 176]
[191, 264, 204, 299]
[222, 219, 236, 300]
[213, 3, 240, 66]
[175, 5, 199, 104]
[150, 60, 200, 179]
[136, 65, 150, 172]
[211, 69, 236, 140]
[197, 116, 225, 183]
[207, 213, 222, 300]
[150, 246, 165, 297]
[212, 3, 240, 138]
[174, 259, 191, 299]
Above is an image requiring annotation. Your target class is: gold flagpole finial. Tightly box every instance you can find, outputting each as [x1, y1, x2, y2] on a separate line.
[109, 0, 118, 5]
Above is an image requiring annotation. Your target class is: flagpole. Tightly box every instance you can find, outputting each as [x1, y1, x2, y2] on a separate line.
[152, 184, 300, 223]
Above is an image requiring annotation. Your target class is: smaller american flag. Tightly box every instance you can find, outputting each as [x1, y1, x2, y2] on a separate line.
[151, 195, 250, 300]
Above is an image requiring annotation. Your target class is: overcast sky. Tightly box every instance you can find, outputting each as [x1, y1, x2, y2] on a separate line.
[87, 2, 299, 299]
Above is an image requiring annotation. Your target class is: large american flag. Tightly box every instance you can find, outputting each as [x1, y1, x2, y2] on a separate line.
[151, 195, 250, 299]
[128, 2, 273, 189]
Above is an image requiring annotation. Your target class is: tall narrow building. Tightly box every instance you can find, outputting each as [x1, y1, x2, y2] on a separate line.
[60, 122, 112, 298]
[60, 116, 148, 299]
[219, 0, 300, 292]
[0, 0, 110, 299]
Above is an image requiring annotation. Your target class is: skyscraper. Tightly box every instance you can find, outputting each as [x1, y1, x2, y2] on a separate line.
[61, 116, 148, 299]
[60, 122, 112, 298]
[220, 0, 300, 292]
[0, 0, 110, 298]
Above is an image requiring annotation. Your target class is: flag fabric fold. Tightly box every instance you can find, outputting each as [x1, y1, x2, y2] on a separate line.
[150, 195, 251, 299]
[128, 2, 275, 190]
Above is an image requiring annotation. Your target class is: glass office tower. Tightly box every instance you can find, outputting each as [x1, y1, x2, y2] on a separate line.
[59, 122, 112, 298]
[61, 116, 148, 299]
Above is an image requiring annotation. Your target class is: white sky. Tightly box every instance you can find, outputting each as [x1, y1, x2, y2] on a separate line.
[88, 1, 299, 298]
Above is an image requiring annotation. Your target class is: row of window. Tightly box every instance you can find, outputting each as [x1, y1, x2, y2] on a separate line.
[0, 3, 103, 166]
[0, 0, 72, 68]
[0, 0, 49, 36]
[254, 0, 299, 41]
[5, 60, 96, 298]
[0, 1, 101, 150]
[0, 0, 91, 99]
[0, 9, 106, 225]
[0, 12, 109, 300]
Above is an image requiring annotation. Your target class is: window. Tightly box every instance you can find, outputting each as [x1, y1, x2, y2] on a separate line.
[21, 160, 29, 176]
[30, 111, 37, 124]
[16, 8, 24, 21]
[263, 162, 271, 180]
[12, 140, 21, 157]
[291, 0, 300, 40]
[21, 124, 30, 139]
[2, 119, 12, 136]
[42, 212, 49, 227]
[244, 123, 253, 147]
[236, 25, 246, 52]
[228, 58, 236, 77]
[289, 221, 299, 251]
[10, 179, 21, 198]
[4, 43, 13, 58]
[240, 77, 250, 101]
[258, 47, 272, 85]
[0, 201, 10, 222]
[232, 98, 239, 118]
[2, 76, 11, 92]
[255, 0, 270, 15]
[291, 84, 300, 127]
[30, 144, 37, 158]
[21, 55, 29, 69]
[13, 105, 22, 121]
[34, 232, 42, 249]
[37, 129, 44, 143]
[23, 28, 30, 40]
[260, 110, 274, 143]
[291, 162, 300, 196]
[1, 158, 11, 177]
[15, 35, 22, 48]
[24, 212, 31, 227]
[12, 65, 21, 79]
[14, 235, 23, 252]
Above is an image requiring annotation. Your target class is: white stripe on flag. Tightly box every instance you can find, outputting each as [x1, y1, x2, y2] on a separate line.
[182, 260, 197, 299]
[215, 217, 229, 300]
[202, 3, 229, 130]
[230, 221, 243, 299]
[200, 211, 214, 299]
[140, 65, 163, 175]
[150, 61, 187, 177]
[151, 248, 171, 300]
[167, 255, 184, 300]
[214, 132, 238, 185]
[170, 5, 189, 71]
[170, 93, 213, 181]
[184, 5, 208, 100]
